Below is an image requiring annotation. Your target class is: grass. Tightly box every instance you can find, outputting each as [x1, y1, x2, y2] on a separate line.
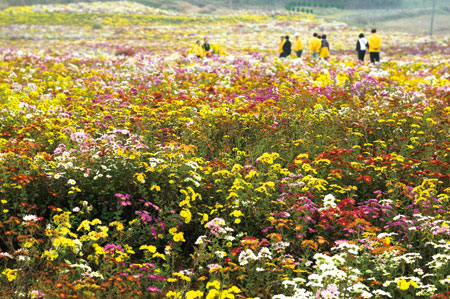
[316, 5, 450, 35]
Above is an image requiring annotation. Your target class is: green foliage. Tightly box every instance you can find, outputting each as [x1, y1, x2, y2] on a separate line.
[284, 0, 404, 10]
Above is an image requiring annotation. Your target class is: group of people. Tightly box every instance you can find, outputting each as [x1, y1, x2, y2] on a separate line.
[190, 28, 382, 64]
[192, 37, 213, 58]
[278, 29, 382, 63]
[279, 33, 329, 60]
[356, 29, 382, 63]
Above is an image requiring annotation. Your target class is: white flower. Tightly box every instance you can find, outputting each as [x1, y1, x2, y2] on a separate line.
[0, 252, 13, 258]
[23, 215, 39, 222]
[440, 276, 450, 285]
[257, 247, 272, 259]
[207, 264, 222, 271]
[323, 193, 336, 208]
[195, 235, 208, 245]
[67, 179, 76, 185]
[215, 251, 226, 258]
[238, 249, 257, 266]
[225, 235, 235, 241]
[373, 290, 392, 298]
[72, 207, 80, 212]
[18, 255, 30, 261]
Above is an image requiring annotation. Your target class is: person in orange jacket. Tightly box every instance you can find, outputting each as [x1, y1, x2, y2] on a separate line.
[368, 29, 382, 64]
[309, 33, 321, 59]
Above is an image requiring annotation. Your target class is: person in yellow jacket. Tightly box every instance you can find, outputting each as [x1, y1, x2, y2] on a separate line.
[319, 34, 330, 59]
[193, 40, 205, 58]
[293, 34, 303, 58]
[309, 33, 321, 59]
[278, 36, 285, 57]
[368, 29, 382, 64]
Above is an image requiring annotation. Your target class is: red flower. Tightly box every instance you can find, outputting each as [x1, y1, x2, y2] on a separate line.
[355, 175, 371, 183]
[230, 247, 242, 256]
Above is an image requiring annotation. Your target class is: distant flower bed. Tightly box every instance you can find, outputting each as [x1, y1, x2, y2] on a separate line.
[0, 4, 307, 27]
[3, 1, 171, 15]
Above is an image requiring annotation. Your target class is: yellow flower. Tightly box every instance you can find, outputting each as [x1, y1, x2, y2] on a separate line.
[53, 238, 62, 247]
[200, 213, 209, 224]
[139, 245, 157, 253]
[166, 291, 182, 298]
[230, 210, 243, 217]
[173, 232, 185, 242]
[151, 184, 161, 191]
[91, 219, 102, 225]
[245, 170, 258, 179]
[152, 252, 166, 260]
[180, 209, 192, 223]
[206, 289, 219, 299]
[77, 220, 91, 231]
[42, 250, 59, 261]
[24, 239, 35, 248]
[2, 268, 17, 281]
[186, 290, 204, 299]
[206, 280, 221, 289]
[92, 243, 105, 256]
[397, 279, 410, 290]
[227, 286, 241, 293]
[109, 221, 124, 231]
[219, 290, 235, 299]
[135, 172, 146, 183]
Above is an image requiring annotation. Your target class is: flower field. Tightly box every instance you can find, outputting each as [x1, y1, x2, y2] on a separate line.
[1, 2, 450, 298]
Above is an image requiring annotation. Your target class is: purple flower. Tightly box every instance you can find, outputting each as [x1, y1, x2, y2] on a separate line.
[147, 286, 162, 293]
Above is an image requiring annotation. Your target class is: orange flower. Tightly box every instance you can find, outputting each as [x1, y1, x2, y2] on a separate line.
[266, 233, 282, 242]
[301, 240, 318, 251]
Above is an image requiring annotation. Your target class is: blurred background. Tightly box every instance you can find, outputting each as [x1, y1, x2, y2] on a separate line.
[0, 0, 449, 36]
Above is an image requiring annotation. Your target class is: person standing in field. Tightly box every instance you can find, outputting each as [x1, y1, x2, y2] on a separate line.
[202, 37, 212, 57]
[368, 29, 382, 64]
[309, 33, 321, 59]
[293, 34, 303, 58]
[356, 33, 368, 62]
[281, 35, 292, 58]
[193, 40, 204, 58]
[319, 34, 330, 60]
[278, 36, 285, 58]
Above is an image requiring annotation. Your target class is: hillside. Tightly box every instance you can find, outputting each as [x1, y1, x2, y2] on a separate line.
[1, 0, 449, 35]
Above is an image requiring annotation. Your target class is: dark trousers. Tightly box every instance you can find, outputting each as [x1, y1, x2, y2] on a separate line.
[358, 50, 366, 61]
[370, 52, 380, 63]
[296, 50, 303, 58]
